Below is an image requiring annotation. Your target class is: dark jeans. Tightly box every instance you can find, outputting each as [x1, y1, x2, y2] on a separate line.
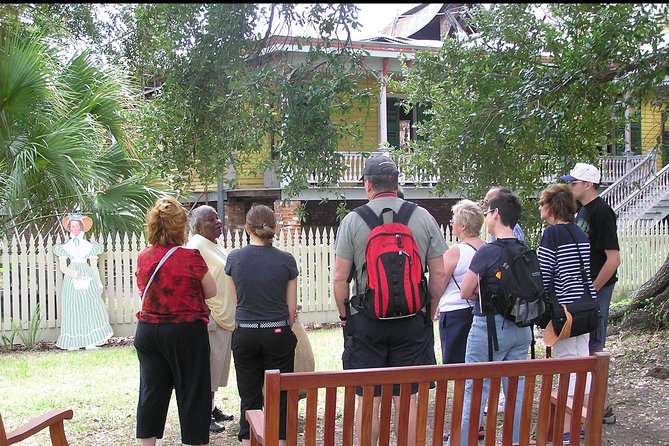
[232, 325, 297, 441]
[135, 321, 211, 445]
[439, 307, 474, 364]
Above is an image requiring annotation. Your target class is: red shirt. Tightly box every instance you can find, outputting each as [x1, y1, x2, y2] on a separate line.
[135, 245, 209, 324]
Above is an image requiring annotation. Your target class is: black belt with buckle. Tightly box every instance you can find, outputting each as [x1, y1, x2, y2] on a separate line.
[236, 320, 289, 329]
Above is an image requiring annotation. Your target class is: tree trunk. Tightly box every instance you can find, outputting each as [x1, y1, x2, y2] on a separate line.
[610, 252, 669, 324]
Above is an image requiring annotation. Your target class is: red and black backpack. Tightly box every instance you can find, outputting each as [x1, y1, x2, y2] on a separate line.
[350, 201, 428, 319]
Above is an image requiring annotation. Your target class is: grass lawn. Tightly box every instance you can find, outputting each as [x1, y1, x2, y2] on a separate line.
[0, 326, 348, 446]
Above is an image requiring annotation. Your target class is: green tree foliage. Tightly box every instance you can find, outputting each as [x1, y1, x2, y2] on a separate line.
[0, 31, 164, 236]
[123, 4, 371, 197]
[400, 3, 669, 205]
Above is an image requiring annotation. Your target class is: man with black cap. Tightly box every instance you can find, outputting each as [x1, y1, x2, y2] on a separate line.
[333, 154, 448, 445]
[561, 162, 620, 425]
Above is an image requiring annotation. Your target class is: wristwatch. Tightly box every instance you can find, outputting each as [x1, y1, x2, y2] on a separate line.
[339, 315, 347, 321]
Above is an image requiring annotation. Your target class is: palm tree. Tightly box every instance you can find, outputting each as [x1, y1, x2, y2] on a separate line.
[0, 31, 165, 237]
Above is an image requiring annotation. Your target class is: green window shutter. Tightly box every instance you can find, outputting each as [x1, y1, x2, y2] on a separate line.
[386, 98, 400, 149]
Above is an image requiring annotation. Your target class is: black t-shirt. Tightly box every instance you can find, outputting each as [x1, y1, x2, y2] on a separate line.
[575, 196, 620, 287]
[225, 244, 299, 322]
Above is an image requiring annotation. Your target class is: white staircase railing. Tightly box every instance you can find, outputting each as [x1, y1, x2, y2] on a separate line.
[615, 162, 669, 223]
[600, 150, 658, 211]
[599, 154, 648, 184]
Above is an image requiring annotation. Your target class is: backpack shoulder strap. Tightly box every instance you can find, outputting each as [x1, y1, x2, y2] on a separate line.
[353, 204, 380, 231]
[395, 201, 418, 226]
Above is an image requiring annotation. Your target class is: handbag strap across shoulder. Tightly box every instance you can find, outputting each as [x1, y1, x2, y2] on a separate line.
[141, 246, 180, 301]
[562, 224, 593, 299]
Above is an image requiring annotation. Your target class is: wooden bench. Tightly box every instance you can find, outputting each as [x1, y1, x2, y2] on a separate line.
[247, 352, 609, 446]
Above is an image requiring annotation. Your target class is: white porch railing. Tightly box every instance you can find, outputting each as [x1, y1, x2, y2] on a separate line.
[2, 221, 668, 344]
[307, 151, 647, 188]
[307, 151, 439, 186]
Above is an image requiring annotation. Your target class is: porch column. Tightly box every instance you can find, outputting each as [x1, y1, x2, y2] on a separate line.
[624, 104, 633, 155]
[378, 58, 389, 145]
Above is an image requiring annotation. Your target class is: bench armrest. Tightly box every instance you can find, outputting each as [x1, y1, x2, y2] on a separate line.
[6, 408, 73, 445]
[246, 409, 265, 446]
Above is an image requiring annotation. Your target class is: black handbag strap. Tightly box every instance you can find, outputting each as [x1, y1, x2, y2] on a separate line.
[547, 224, 594, 313]
[563, 225, 593, 299]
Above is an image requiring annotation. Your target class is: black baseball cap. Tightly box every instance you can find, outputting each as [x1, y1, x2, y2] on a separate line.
[360, 155, 399, 181]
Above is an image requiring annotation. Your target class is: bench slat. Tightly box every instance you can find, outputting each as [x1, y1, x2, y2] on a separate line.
[378, 384, 392, 445]
[286, 389, 299, 445]
[304, 388, 318, 446]
[416, 381, 431, 445]
[342, 386, 356, 446]
[323, 387, 337, 445]
[431, 380, 448, 445]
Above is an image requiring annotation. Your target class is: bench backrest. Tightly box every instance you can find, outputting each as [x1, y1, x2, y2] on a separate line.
[255, 352, 609, 446]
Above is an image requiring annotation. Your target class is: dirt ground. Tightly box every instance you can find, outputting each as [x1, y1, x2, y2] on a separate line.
[595, 327, 669, 445]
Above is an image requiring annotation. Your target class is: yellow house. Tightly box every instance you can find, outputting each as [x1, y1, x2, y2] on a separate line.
[184, 4, 476, 232]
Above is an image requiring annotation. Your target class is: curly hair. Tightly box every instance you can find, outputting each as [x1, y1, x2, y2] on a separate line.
[451, 199, 484, 238]
[146, 197, 188, 246]
[245, 204, 277, 247]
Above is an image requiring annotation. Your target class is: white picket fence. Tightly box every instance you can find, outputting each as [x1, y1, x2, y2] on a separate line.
[1, 221, 668, 343]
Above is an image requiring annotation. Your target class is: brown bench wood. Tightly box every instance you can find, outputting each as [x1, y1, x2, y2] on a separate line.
[247, 352, 609, 446]
[0, 409, 73, 446]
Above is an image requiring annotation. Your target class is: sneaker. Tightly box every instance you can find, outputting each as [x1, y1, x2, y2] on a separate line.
[209, 417, 225, 433]
[478, 426, 485, 440]
[212, 407, 234, 422]
[562, 428, 586, 442]
[603, 404, 617, 425]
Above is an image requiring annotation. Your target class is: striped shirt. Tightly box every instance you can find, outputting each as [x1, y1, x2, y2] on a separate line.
[537, 223, 597, 305]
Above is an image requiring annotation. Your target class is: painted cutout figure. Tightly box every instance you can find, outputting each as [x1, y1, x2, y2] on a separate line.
[54, 214, 113, 351]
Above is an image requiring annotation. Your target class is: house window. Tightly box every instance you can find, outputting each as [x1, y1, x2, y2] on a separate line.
[386, 98, 428, 149]
[611, 110, 642, 155]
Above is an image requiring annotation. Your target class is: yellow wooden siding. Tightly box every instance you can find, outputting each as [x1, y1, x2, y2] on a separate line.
[188, 174, 218, 193]
[333, 75, 379, 153]
[641, 100, 665, 169]
[235, 147, 271, 189]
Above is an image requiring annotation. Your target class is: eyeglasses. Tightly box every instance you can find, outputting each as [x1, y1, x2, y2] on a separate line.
[483, 208, 497, 216]
[570, 180, 585, 185]
[449, 218, 454, 225]
[479, 199, 489, 208]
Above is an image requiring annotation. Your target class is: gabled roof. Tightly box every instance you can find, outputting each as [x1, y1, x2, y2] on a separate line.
[370, 3, 476, 42]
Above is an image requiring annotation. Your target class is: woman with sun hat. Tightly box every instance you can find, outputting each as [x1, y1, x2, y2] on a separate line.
[54, 213, 113, 351]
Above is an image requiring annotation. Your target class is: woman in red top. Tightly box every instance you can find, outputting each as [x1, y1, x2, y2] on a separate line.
[134, 197, 217, 446]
